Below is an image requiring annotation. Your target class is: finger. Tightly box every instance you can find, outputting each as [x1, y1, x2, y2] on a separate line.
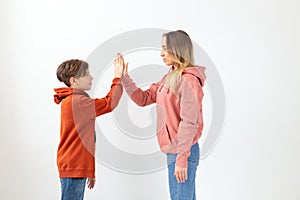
[87, 179, 95, 189]
[119, 54, 123, 64]
[115, 54, 120, 63]
[91, 180, 95, 189]
[88, 182, 93, 189]
[175, 170, 182, 183]
[176, 176, 180, 183]
[184, 169, 188, 181]
[179, 170, 184, 183]
[87, 180, 91, 189]
[124, 63, 128, 74]
[181, 169, 186, 183]
[119, 56, 124, 65]
[89, 180, 95, 189]
[174, 173, 180, 183]
[118, 53, 123, 62]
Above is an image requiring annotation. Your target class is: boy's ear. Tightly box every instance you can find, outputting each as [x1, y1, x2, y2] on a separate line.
[70, 77, 76, 87]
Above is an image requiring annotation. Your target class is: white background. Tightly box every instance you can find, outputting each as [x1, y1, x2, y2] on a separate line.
[1, 0, 299, 199]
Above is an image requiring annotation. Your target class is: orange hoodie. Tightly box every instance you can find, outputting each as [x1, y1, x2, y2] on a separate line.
[54, 78, 123, 178]
[121, 66, 206, 168]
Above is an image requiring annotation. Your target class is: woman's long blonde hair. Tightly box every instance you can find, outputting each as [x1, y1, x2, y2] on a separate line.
[163, 30, 194, 92]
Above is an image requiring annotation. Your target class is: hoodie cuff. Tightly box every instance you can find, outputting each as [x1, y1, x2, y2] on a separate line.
[120, 74, 138, 96]
[175, 154, 189, 168]
[120, 74, 131, 86]
[112, 77, 121, 84]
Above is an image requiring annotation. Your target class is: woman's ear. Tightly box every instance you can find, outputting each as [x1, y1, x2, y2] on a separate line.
[70, 77, 76, 87]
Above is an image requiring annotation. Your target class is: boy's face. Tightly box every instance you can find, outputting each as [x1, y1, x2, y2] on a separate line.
[74, 69, 93, 90]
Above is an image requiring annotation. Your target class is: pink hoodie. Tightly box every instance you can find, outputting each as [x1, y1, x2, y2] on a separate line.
[121, 66, 206, 168]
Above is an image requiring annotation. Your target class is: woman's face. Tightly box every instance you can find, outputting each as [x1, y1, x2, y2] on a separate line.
[160, 36, 174, 67]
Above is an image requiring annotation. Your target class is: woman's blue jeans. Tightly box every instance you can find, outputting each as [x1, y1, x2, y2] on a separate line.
[167, 143, 200, 200]
[60, 178, 87, 200]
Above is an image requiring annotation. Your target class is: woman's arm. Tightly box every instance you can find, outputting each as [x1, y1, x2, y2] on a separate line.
[120, 54, 158, 106]
[121, 74, 158, 107]
[176, 75, 204, 168]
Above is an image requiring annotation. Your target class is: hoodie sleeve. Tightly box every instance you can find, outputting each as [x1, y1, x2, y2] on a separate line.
[176, 75, 203, 168]
[121, 74, 158, 106]
[78, 78, 123, 119]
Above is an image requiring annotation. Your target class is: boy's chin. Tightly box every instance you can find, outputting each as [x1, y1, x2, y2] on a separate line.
[84, 86, 92, 91]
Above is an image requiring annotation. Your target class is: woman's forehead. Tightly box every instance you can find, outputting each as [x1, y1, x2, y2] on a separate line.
[161, 36, 166, 46]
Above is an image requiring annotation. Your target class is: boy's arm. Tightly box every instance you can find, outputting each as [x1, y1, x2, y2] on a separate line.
[121, 74, 158, 107]
[94, 77, 123, 116]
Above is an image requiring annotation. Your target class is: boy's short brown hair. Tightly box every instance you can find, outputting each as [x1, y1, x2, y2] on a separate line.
[56, 59, 89, 87]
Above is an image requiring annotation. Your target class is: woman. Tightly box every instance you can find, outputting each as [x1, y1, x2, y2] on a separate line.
[121, 30, 206, 200]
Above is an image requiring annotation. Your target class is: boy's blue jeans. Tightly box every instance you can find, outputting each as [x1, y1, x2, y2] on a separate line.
[167, 143, 200, 200]
[60, 178, 87, 200]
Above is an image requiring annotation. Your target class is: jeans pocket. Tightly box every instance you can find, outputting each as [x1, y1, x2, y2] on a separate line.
[187, 144, 200, 164]
[188, 157, 199, 164]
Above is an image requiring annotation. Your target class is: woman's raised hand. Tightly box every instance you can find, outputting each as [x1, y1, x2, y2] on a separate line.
[121, 54, 128, 76]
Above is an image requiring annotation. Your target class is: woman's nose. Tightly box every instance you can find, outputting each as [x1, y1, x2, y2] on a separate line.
[160, 50, 164, 57]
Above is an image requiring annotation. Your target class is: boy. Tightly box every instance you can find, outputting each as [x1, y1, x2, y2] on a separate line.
[54, 55, 124, 200]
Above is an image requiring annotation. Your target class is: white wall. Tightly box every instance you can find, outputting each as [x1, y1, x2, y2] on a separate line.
[0, 0, 299, 199]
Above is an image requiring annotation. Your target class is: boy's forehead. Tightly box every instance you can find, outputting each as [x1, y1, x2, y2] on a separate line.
[82, 68, 90, 75]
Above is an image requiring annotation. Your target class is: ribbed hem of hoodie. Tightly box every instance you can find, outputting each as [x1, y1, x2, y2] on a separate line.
[59, 169, 95, 178]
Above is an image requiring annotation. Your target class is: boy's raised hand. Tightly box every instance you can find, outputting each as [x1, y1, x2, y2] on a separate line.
[114, 53, 128, 78]
[114, 53, 123, 78]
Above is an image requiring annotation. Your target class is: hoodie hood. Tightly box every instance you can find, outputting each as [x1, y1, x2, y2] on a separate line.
[183, 65, 206, 86]
[54, 87, 88, 104]
[158, 65, 206, 93]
